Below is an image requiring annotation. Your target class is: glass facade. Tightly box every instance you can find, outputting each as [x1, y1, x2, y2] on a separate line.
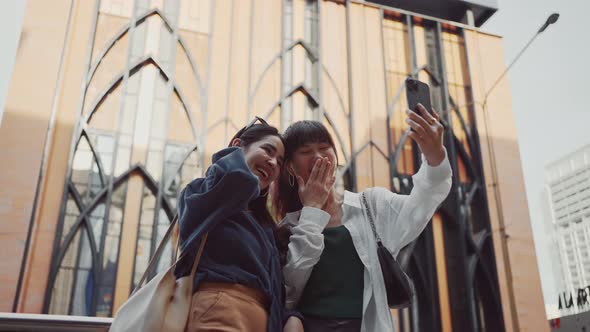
[37, 0, 504, 330]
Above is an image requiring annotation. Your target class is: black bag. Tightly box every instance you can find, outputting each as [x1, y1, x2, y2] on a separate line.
[361, 192, 414, 309]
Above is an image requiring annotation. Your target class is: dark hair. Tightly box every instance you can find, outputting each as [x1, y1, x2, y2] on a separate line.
[230, 123, 285, 262]
[273, 120, 337, 220]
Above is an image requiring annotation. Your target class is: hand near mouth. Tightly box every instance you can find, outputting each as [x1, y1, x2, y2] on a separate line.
[296, 157, 336, 209]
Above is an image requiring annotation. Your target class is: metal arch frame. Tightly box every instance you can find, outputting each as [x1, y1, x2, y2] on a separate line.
[207, 118, 240, 137]
[381, 15, 443, 332]
[431, 20, 479, 331]
[262, 83, 320, 120]
[84, 55, 199, 142]
[86, 8, 205, 95]
[322, 111, 351, 163]
[466, 232, 504, 330]
[438, 26, 505, 331]
[45, 164, 176, 312]
[248, 0, 323, 134]
[433, 21, 505, 331]
[78, 130, 108, 187]
[378, 13, 505, 331]
[458, 28, 508, 331]
[339, 140, 389, 176]
[405, 245, 441, 332]
[64, 183, 101, 316]
[248, 39, 320, 113]
[45, 2, 205, 316]
[466, 230, 502, 309]
[163, 143, 200, 193]
[321, 65, 349, 119]
[143, 0, 183, 288]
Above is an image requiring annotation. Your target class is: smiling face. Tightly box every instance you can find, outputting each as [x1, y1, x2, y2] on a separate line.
[233, 135, 285, 191]
[288, 141, 337, 182]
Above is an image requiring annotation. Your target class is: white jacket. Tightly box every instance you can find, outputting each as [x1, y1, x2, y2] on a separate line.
[281, 151, 452, 332]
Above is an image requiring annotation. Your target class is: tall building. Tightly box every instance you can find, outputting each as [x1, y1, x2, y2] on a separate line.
[0, 0, 546, 331]
[545, 144, 590, 316]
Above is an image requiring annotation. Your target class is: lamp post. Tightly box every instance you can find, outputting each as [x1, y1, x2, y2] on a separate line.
[480, 12, 559, 331]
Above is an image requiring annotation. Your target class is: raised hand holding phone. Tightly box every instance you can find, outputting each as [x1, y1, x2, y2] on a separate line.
[405, 78, 445, 166]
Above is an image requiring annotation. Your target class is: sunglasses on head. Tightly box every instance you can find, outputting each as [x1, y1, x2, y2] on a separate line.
[228, 116, 269, 146]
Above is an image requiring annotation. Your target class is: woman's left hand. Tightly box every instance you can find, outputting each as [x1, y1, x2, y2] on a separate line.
[406, 103, 445, 166]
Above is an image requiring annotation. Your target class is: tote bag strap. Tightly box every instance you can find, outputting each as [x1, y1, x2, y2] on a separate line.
[132, 214, 208, 295]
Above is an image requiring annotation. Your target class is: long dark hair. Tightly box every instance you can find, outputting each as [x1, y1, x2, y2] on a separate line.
[230, 123, 284, 228]
[274, 120, 337, 220]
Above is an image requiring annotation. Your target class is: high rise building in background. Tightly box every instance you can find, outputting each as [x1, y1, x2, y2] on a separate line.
[0, 0, 547, 331]
[545, 144, 590, 316]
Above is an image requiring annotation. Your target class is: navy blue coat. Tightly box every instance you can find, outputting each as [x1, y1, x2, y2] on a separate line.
[175, 147, 288, 332]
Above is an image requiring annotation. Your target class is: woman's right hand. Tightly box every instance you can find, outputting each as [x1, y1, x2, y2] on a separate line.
[296, 157, 336, 209]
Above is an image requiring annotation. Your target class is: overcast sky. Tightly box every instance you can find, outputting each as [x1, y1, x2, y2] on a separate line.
[0, 0, 25, 125]
[482, 0, 590, 316]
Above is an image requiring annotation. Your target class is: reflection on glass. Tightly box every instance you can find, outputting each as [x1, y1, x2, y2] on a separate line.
[95, 184, 126, 317]
[155, 209, 173, 274]
[71, 231, 93, 316]
[71, 137, 93, 202]
[62, 196, 80, 246]
[132, 186, 157, 288]
[49, 231, 81, 315]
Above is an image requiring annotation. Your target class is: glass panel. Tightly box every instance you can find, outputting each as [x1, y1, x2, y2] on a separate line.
[133, 186, 157, 287]
[71, 230, 93, 316]
[71, 137, 93, 203]
[155, 209, 174, 274]
[90, 203, 106, 247]
[49, 231, 81, 314]
[93, 134, 116, 177]
[48, 267, 74, 315]
[62, 195, 80, 246]
[180, 149, 201, 189]
[441, 29, 473, 184]
[383, 15, 413, 175]
[95, 183, 126, 317]
[163, 144, 188, 193]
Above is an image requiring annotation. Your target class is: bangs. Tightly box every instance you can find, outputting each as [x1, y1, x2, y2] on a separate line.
[284, 121, 335, 157]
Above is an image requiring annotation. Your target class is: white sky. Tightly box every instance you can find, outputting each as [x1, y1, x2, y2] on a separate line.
[482, 0, 590, 317]
[0, 0, 587, 319]
[0, 0, 25, 126]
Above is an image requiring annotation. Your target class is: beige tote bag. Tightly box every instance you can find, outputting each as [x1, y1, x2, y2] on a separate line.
[109, 215, 208, 332]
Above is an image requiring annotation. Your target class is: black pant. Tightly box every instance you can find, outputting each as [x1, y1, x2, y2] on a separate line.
[302, 315, 362, 332]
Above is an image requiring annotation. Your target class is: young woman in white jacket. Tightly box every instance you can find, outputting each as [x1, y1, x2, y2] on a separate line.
[273, 104, 452, 332]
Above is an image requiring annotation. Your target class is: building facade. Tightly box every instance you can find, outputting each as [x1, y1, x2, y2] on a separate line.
[0, 0, 547, 331]
[545, 144, 590, 316]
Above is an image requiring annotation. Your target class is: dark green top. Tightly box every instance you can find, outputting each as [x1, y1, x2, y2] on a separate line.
[297, 225, 364, 319]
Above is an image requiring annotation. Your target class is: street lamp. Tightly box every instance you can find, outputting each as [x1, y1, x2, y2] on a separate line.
[483, 13, 559, 106]
[480, 12, 559, 331]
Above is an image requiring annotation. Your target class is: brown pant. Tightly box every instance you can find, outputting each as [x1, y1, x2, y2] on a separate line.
[185, 282, 269, 332]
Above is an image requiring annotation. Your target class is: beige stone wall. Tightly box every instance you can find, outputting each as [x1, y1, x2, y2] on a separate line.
[0, 0, 78, 312]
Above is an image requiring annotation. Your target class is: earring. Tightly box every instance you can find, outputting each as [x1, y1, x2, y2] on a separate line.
[289, 173, 295, 187]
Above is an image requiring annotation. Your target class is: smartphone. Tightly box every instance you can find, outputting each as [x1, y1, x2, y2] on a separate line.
[405, 78, 432, 114]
